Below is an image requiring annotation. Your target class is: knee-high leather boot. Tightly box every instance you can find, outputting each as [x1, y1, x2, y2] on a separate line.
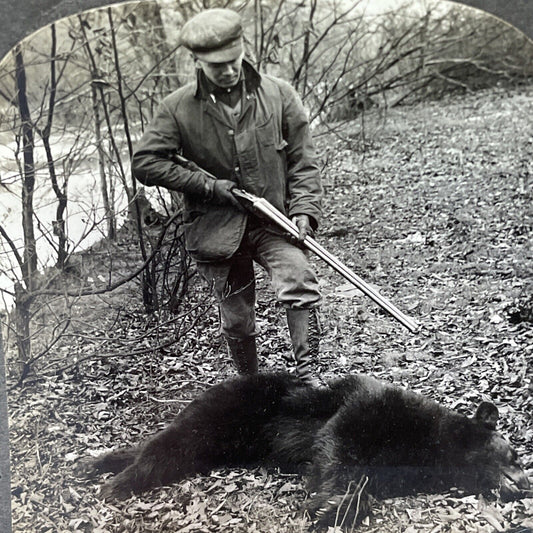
[286, 308, 322, 386]
[225, 336, 258, 375]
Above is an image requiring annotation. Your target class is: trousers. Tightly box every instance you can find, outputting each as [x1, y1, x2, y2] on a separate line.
[196, 225, 321, 339]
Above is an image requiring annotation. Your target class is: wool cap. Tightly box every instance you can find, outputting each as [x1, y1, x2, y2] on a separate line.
[180, 8, 244, 63]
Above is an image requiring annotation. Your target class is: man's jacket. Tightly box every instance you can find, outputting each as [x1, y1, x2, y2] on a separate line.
[132, 60, 322, 262]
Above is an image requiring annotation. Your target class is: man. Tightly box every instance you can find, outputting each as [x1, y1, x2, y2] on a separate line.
[132, 8, 323, 385]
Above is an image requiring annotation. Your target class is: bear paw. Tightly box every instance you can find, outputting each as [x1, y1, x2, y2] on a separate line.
[73, 457, 98, 479]
[99, 472, 137, 500]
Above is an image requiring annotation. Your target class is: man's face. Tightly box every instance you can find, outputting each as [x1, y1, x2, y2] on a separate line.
[196, 53, 244, 89]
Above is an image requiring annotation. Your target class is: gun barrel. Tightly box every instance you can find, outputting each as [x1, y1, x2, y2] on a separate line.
[236, 190, 419, 333]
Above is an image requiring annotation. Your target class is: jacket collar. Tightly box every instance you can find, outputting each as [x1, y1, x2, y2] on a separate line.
[195, 59, 261, 100]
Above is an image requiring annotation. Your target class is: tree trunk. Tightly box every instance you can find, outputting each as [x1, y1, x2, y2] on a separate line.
[14, 283, 31, 377]
[39, 24, 69, 269]
[14, 45, 38, 291]
[13, 44, 37, 370]
[90, 82, 116, 241]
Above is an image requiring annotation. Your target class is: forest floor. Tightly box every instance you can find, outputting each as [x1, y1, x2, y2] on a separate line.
[7, 84, 533, 533]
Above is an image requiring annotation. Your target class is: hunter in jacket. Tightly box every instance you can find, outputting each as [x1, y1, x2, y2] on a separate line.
[132, 8, 324, 385]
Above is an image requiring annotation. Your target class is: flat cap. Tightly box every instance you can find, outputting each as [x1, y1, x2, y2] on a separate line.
[180, 8, 243, 63]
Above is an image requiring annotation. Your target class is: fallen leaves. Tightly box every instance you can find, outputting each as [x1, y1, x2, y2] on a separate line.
[8, 84, 533, 532]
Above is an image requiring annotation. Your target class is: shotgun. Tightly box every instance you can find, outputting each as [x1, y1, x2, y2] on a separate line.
[232, 189, 419, 334]
[172, 153, 419, 333]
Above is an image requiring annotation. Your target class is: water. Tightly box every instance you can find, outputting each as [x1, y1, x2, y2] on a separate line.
[0, 135, 130, 310]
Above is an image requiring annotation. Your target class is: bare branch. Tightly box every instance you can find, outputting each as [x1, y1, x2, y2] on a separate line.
[0, 224, 23, 270]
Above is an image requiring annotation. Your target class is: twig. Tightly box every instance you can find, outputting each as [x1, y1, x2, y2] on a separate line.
[25, 317, 72, 368]
[150, 397, 189, 404]
[334, 474, 369, 531]
[0, 223, 23, 269]
[30, 211, 181, 299]
[350, 476, 368, 533]
[38, 299, 211, 375]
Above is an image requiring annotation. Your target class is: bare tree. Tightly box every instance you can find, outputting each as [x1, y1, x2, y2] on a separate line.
[0, 4, 195, 378]
[245, 0, 532, 129]
[77, 15, 118, 240]
[11, 44, 38, 372]
[33, 24, 73, 268]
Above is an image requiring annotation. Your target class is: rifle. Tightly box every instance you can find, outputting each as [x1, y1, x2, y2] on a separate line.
[172, 154, 419, 333]
[232, 189, 419, 334]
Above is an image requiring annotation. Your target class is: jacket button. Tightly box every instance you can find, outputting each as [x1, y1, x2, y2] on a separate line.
[228, 129, 234, 135]
[235, 166, 240, 173]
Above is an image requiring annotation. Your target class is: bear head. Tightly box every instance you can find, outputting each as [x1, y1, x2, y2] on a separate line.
[444, 401, 530, 501]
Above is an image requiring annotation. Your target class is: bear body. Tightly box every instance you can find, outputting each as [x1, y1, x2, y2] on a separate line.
[87, 373, 529, 528]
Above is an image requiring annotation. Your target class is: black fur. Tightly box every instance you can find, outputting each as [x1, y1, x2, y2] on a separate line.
[84, 373, 530, 529]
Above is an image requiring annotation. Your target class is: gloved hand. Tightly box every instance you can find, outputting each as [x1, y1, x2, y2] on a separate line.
[212, 180, 243, 210]
[291, 214, 314, 243]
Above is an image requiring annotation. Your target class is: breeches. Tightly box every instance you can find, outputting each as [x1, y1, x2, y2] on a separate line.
[196, 227, 321, 339]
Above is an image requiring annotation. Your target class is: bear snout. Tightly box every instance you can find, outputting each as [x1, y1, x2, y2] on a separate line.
[499, 465, 531, 501]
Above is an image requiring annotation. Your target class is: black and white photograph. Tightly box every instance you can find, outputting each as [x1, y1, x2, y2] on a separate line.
[0, 1, 532, 531]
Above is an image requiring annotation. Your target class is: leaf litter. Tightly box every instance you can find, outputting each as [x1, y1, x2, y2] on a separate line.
[7, 85, 533, 532]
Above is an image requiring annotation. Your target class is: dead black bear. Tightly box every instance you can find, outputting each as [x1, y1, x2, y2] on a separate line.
[85, 373, 530, 528]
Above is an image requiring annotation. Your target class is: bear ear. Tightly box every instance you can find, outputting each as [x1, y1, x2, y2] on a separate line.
[475, 401, 499, 430]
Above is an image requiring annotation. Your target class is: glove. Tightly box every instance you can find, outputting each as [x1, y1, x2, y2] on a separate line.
[212, 180, 243, 210]
[291, 214, 314, 243]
